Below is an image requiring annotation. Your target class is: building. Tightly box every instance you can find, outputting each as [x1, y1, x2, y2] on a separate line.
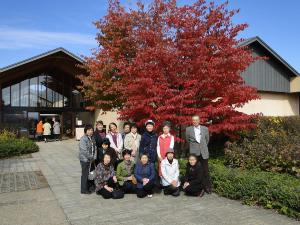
[0, 36, 299, 137]
[238, 36, 300, 116]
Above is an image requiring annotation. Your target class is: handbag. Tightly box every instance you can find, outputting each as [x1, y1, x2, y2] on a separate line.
[131, 175, 137, 185]
[88, 162, 96, 181]
[112, 184, 124, 199]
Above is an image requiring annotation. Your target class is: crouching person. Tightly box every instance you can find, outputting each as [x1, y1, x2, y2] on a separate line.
[134, 153, 156, 198]
[94, 154, 118, 199]
[117, 149, 136, 193]
[182, 154, 205, 197]
[160, 148, 180, 197]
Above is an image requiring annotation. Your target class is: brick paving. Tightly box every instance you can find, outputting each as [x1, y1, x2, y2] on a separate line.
[33, 139, 299, 225]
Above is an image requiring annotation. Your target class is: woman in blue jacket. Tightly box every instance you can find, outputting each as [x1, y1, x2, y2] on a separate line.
[139, 120, 158, 163]
[134, 153, 156, 198]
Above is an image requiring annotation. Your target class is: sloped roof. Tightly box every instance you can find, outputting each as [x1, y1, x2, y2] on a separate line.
[0, 47, 84, 73]
[239, 36, 299, 77]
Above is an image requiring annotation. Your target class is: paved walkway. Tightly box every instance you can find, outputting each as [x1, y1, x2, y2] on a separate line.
[32, 139, 299, 225]
[0, 154, 69, 225]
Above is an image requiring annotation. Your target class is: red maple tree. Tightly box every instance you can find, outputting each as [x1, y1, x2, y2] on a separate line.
[79, 0, 260, 137]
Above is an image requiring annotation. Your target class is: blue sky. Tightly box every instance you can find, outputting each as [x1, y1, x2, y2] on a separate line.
[0, 0, 299, 72]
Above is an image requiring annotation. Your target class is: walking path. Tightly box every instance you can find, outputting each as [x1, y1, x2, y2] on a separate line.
[34, 139, 299, 225]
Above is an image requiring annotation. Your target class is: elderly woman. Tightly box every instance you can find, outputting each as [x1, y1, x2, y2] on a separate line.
[160, 148, 180, 197]
[106, 122, 123, 159]
[124, 123, 141, 162]
[134, 153, 156, 198]
[79, 124, 97, 194]
[182, 154, 205, 197]
[116, 149, 136, 193]
[94, 153, 118, 199]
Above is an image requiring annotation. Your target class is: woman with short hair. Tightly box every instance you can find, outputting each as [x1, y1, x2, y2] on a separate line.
[94, 153, 118, 199]
[93, 120, 106, 148]
[106, 122, 123, 159]
[96, 138, 118, 168]
[116, 149, 136, 193]
[124, 123, 141, 162]
[79, 124, 97, 194]
[182, 154, 205, 197]
[134, 153, 156, 198]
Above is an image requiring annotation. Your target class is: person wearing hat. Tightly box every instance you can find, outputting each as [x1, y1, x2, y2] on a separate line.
[157, 121, 175, 176]
[139, 120, 158, 163]
[160, 148, 180, 197]
[116, 149, 137, 194]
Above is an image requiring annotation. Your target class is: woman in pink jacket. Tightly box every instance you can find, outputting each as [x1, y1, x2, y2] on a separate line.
[157, 121, 175, 176]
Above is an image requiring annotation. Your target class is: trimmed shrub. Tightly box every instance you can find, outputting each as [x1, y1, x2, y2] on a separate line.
[0, 130, 39, 158]
[210, 159, 300, 219]
[179, 158, 300, 219]
[225, 116, 300, 177]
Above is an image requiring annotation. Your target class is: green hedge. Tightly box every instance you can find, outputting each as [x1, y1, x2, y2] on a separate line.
[0, 130, 39, 158]
[225, 116, 300, 177]
[178, 158, 300, 219]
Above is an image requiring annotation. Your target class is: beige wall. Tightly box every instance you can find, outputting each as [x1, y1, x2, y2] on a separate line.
[237, 91, 299, 116]
[94, 109, 124, 132]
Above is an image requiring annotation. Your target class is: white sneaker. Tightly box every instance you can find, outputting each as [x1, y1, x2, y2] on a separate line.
[147, 194, 153, 198]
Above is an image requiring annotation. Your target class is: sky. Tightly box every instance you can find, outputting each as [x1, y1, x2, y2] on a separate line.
[0, 0, 299, 71]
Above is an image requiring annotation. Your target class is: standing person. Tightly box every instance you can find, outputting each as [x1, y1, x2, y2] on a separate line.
[157, 121, 175, 175]
[185, 115, 211, 193]
[79, 124, 97, 194]
[182, 154, 205, 197]
[160, 148, 180, 197]
[43, 119, 52, 143]
[139, 120, 158, 164]
[36, 120, 43, 142]
[124, 123, 141, 162]
[96, 138, 118, 168]
[121, 122, 131, 141]
[94, 154, 118, 199]
[106, 123, 123, 159]
[53, 118, 61, 141]
[134, 153, 156, 198]
[93, 120, 106, 148]
[116, 149, 136, 194]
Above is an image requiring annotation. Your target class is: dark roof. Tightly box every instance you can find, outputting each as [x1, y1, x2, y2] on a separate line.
[0, 47, 84, 73]
[239, 36, 299, 77]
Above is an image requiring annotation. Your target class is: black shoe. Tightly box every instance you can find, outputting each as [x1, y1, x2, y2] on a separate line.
[172, 189, 180, 197]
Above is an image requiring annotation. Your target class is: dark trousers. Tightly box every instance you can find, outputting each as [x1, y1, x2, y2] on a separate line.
[163, 185, 180, 197]
[53, 134, 60, 140]
[136, 181, 154, 198]
[96, 177, 116, 199]
[198, 155, 212, 192]
[184, 183, 203, 196]
[122, 181, 136, 193]
[80, 161, 94, 193]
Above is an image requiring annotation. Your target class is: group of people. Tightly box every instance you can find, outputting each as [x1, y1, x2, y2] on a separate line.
[36, 118, 61, 142]
[79, 115, 211, 199]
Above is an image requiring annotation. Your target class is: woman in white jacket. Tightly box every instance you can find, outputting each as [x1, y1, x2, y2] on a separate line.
[160, 148, 180, 197]
[124, 123, 141, 162]
[106, 122, 123, 159]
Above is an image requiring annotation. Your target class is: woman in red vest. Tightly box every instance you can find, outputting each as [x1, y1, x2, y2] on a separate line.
[157, 121, 175, 176]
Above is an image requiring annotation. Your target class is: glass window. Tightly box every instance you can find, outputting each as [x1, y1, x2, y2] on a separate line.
[20, 79, 29, 106]
[11, 83, 20, 106]
[30, 77, 38, 107]
[38, 75, 47, 107]
[2, 86, 10, 106]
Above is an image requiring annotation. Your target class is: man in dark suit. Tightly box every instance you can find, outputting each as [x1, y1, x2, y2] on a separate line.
[185, 115, 212, 194]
